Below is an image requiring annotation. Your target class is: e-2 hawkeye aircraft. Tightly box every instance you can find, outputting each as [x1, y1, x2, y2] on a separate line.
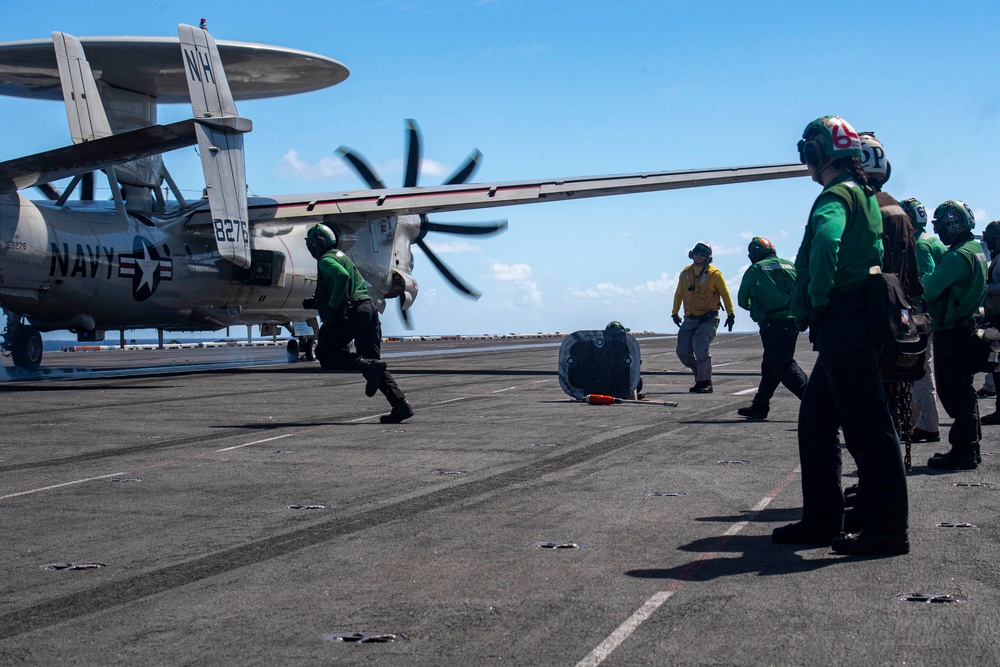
[0, 21, 808, 371]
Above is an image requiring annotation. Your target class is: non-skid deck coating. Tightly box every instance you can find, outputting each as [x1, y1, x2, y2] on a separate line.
[0, 334, 998, 666]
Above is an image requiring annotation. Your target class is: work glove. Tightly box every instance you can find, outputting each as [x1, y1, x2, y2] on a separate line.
[302, 297, 316, 310]
[725, 313, 735, 332]
[672, 313, 683, 327]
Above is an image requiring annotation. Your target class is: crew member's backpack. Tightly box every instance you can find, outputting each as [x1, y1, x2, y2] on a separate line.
[865, 269, 931, 383]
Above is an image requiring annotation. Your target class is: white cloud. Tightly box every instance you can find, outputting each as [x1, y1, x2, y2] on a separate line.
[491, 262, 533, 281]
[383, 157, 450, 180]
[708, 243, 743, 257]
[423, 240, 483, 254]
[274, 150, 452, 184]
[274, 149, 349, 180]
[483, 262, 543, 308]
[566, 271, 677, 303]
[516, 281, 544, 307]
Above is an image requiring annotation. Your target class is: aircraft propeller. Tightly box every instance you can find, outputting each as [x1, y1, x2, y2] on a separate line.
[35, 171, 95, 201]
[337, 119, 507, 326]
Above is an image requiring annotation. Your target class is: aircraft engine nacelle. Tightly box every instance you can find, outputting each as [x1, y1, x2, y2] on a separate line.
[384, 269, 418, 311]
[348, 214, 419, 298]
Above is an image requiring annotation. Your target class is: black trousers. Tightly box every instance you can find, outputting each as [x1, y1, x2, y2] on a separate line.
[797, 292, 908, 533]
[933, 325, 980, 447]
[751, 318, 808, 408]
[315, 300, 406, 405]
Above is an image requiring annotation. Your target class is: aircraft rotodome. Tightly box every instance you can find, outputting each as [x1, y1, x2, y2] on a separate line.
[0, 20, 808, 371]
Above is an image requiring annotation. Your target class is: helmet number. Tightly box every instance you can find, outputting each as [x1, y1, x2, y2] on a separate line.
[214, 218, 248, 244]
[830, 121, 859, 150]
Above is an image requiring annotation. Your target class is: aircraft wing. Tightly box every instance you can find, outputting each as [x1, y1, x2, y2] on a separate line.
[0, 119, 197, 194]
[243, 163, 809, 223]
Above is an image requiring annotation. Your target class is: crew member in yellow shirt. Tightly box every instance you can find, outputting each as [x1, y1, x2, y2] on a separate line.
[671, 242, 735, 393]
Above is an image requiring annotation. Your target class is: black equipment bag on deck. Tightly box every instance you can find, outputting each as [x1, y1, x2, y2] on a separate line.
[558, 330, 641, 399]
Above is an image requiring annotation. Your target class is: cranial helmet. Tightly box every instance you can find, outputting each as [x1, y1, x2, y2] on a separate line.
[306, 224, 338, 259]
[689, 242, 713, 263]
[797, 116, 862, 168]
[605, 320, 630, 333]
[932, 200, 975, 244]
[984, 221, 1000, 254]
[900, 198, 929, 230]
[747, 236, 777, 263]
[858, 132, 891, 185]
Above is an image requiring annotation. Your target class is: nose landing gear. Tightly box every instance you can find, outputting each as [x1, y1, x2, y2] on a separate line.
[286, 336, 317, 363]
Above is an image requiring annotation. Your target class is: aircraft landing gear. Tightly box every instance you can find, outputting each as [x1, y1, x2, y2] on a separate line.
[286, 337, 317, 363]
[12, 326, 43, 370]
[2, 315, 43, 371]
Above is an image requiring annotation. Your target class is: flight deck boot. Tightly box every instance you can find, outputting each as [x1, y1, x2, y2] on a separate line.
[737, 402, 769, 419]
[358, 359, 387, 397]
[380, 399, 413, 424]
[927, 444, 978, 470]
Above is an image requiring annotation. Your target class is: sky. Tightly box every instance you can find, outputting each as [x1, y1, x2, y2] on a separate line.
[1, 0, 998, 339]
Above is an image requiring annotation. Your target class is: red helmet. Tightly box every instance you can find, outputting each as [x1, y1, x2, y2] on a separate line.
[747, 237, 776, 263]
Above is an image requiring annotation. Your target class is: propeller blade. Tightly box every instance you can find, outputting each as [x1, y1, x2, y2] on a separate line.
[336, 146, 387, 189]
[422, 219, 508, 236]
[443, 149, 482, 185]
[403, 119, 421, 188]
[36, 183, 60, 200]
[81, 171, 94, 200]
[415, 238, 481, 299]
[399, 300, 413, 329]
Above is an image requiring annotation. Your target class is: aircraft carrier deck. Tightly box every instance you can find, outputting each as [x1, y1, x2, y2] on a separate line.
[0, 334, 997, 665]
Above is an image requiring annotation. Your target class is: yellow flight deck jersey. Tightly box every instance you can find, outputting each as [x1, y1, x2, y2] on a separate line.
[672, 264, 734, 318]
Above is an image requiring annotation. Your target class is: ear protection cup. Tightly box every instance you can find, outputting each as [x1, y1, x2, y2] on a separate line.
[800, 139, 823, 168]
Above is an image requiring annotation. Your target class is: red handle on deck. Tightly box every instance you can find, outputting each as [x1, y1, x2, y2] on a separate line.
[585, 394, 618, 405]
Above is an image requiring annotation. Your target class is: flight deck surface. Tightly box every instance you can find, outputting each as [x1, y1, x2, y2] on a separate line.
[0, 334, 997, 665]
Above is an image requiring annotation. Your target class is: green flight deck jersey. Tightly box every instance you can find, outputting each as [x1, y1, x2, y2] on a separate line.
[791, 173, 883, 328]
[737, 256, 797, 324]
[922, 238, 987, 332]
[915, 232, 948, 280]
[315, 249, 371, 321]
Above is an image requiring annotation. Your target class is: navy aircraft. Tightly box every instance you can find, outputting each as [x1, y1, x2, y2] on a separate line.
[0, 21, 808, 371]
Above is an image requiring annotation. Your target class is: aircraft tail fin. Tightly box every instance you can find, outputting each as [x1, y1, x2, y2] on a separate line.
[178, 22, 252, 269]
[52, 32, 113, 144]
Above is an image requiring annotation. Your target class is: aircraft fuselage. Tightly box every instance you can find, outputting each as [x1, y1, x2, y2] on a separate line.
[0, 193, 319, 333]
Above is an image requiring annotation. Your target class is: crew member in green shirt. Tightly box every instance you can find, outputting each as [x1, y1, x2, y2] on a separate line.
[772, 116, 909, 557]
[921, 201, 987, 469]
[735, 237, 807, 419]
[305, 224, 413, 424]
